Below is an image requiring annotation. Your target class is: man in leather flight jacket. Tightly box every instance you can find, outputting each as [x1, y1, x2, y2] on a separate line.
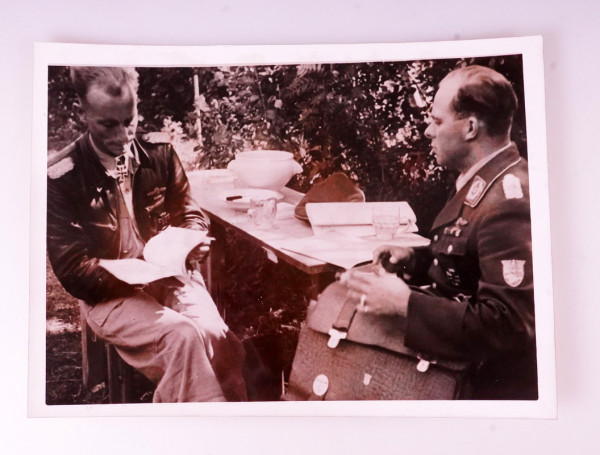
[47, 132, 205, 304]
[47, 67, 246, 402]
[343, 65, 537, 400]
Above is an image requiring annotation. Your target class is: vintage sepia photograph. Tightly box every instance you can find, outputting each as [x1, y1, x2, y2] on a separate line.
[30, 39, 555, 417]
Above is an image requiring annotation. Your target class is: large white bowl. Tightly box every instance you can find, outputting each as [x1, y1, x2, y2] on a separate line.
[227, 150, 303, 191]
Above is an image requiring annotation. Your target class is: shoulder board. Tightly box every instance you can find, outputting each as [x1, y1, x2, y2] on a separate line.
[47, 141, 76, 168]
[48, 156, 75, 179]
[141, 132, 171, 144]
[48, 140, 78, 179]
[502, 173, 524, 199]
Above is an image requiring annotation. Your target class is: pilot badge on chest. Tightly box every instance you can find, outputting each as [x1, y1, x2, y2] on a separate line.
[155, 212, 171, 231]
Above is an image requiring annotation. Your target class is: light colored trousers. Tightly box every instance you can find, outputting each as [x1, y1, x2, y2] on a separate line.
[83, 272, 247, 402]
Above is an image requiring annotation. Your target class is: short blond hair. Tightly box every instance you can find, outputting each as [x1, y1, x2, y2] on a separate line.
[69, 66, 139, 101]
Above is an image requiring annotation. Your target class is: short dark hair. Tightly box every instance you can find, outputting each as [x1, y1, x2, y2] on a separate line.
[69, 66, 139, 102]
[445, 65, 518, 137]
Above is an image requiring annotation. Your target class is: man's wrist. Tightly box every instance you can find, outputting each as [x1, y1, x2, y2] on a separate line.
[394, 282, 411, 318]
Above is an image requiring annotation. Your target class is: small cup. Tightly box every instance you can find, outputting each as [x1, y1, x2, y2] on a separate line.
[372, 206, 400, 240]
[248, 198, 278, 229]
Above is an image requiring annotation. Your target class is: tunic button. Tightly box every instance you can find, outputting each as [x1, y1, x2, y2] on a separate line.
[432, 282, 437, 289]
[447, 244, 453, 253]
[433, 259, 439, 266]
[433, 235, 439, 242]
[122, 249, 129, 254]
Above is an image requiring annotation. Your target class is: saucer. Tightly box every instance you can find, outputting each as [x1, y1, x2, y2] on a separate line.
[218, 188, 285, 211]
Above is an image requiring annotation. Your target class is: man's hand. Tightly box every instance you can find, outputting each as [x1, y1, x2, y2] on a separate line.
[373, 245, 414, 274]
[185, 243, 211, 272]
[340, 268, 411, 317]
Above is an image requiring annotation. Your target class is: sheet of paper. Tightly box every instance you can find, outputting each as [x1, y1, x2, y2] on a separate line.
[98, 258, 176, 284]
[277, 231, 430, 270]
[98, 227, 210, 284]
[143, 226, 210, 277]
[278, 233, 374, 269]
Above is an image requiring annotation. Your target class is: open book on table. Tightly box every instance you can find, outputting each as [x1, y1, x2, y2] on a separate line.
[273, 201, 428, 269]
[99, 226, 212, 284]
[305, 201, 418, 237]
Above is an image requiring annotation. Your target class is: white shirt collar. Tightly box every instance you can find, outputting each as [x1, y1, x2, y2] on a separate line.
[455, 142, 512, 192]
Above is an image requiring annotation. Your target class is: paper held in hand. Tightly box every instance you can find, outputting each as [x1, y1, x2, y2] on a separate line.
[99, 227, 211, 284]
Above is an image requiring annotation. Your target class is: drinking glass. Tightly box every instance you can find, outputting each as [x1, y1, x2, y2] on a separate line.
[372, 206, 400, 240]
[248, 198, 278, 229]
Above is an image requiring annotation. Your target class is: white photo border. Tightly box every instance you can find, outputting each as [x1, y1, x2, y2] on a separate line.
[30, 37, 556, 418]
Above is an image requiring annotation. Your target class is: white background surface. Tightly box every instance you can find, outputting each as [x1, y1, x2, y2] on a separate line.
[1, 0, 599, 453]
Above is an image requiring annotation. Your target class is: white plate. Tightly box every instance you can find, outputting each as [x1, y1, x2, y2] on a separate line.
[218, 188, 285, 211]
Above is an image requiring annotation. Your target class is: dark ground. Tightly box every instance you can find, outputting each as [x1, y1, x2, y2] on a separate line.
[46, 255, 112, 405]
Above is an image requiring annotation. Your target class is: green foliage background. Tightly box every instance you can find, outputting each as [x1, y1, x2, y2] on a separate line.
[48, 55, 526, 233]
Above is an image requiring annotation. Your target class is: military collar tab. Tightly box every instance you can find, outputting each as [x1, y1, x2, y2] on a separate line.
[429, 145, 523, 231]
[464, 176, 487, 207]
[462, 145, 522, 208]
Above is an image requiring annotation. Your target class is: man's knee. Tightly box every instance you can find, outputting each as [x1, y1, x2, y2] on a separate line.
[158, 317, 204, 350]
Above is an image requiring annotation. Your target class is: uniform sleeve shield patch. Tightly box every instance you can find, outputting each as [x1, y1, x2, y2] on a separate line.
[502, 260, 526, 287]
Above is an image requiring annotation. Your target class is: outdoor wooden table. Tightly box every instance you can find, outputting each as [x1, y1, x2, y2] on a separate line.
[187, 170, 340, 306]
[187, 170, 430, 311]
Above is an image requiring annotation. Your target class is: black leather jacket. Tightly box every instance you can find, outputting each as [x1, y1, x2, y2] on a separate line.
[47, 133, 209, 304]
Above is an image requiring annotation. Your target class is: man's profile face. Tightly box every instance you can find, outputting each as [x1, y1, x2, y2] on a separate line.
[424, 75, 470, 171]
[81, 83, 139, 157]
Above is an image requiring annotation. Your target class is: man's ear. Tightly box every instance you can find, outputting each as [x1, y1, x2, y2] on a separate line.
[74, 98, 87, 126]
[464, 116, 479, 141]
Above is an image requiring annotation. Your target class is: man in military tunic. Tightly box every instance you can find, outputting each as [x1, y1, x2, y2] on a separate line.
[343, 65, 537, 400]
[47, 67, 246, 402]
